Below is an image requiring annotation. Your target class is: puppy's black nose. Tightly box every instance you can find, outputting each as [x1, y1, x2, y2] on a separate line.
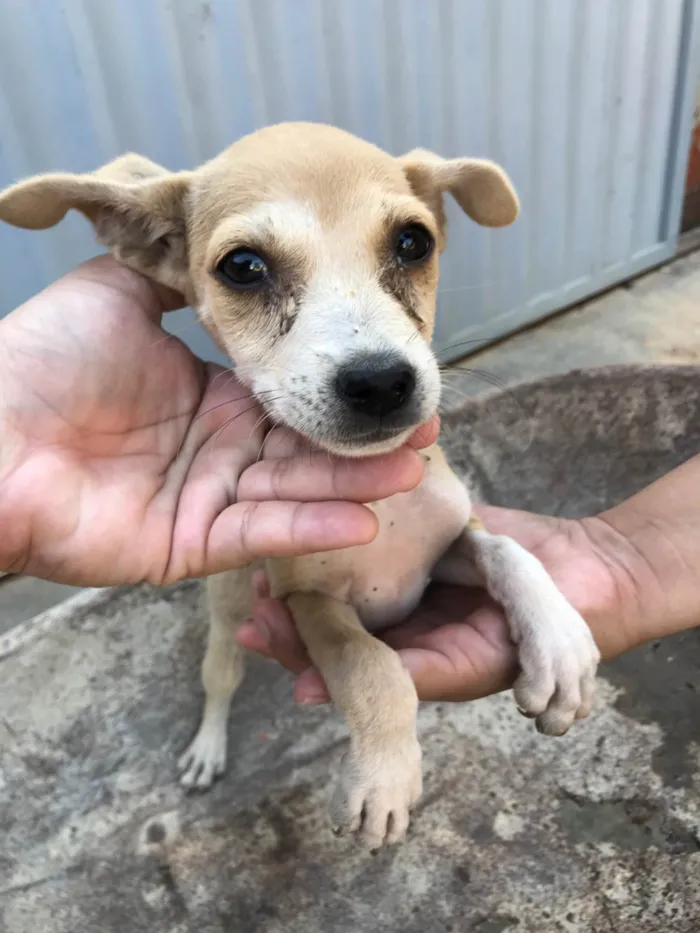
[336, 355, 417, 417]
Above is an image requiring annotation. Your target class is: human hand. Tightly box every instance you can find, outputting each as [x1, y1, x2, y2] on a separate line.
[237, 505, 644, 702]
[0, 257, 437, 586]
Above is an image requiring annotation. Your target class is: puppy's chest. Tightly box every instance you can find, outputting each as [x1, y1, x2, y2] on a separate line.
[269, 450, 471, 630]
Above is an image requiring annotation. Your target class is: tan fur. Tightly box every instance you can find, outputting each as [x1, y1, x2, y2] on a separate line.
[0, 123, 598, 849]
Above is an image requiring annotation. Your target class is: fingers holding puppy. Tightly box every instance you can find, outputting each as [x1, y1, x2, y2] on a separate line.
[238, 417, 439, 504]
[238, 447, 424, 504]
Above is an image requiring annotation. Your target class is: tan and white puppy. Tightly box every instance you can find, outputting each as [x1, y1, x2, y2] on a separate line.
[0, 123, 599, 849]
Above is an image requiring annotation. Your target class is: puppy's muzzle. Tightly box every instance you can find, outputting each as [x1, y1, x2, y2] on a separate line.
[335, 354, 417, 419]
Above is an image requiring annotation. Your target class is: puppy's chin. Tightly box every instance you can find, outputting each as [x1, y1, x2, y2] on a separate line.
[310, 426, 415, 459]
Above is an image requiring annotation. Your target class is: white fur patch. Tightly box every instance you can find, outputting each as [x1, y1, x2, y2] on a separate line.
[238, 199, 322, 242]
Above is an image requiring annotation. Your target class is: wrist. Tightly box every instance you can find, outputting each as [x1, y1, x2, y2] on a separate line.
[575, 515, 653, 659]
[477, 505, 645, 660]
[0, 371, 27, 572]
[0, 457, 26, 574]
[583, 501, 700, 657]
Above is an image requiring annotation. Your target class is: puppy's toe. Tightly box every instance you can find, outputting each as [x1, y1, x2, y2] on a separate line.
[535, 671, 582, 735]
[535, 706, 576, 736]
[357, 800, 392, 850]
[513, 600, 600, 735]
[331, 741, 422, 849]
[385, 808, 411, 846]
[513, 668, 555, 718]
[178, 727, 227, 790]
[575, 672, 596, 720]
[330, 784, 364, 837]
[355, 797, 412, 849]
[180, 755, 218, 790]
[180, 761, 208, 790]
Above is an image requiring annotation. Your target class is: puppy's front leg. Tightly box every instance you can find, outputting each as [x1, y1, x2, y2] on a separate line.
[434, 518, 600, 735]
[288, 592, 422, 849]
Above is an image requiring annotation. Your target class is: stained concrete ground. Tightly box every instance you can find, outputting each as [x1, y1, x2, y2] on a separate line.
[2, 254, 700, 932]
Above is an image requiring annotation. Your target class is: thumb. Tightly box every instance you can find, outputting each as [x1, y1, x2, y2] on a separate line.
[204, 501, 379, 575]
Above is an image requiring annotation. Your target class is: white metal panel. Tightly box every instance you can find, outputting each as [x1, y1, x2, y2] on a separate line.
[0, 0, 697, 363]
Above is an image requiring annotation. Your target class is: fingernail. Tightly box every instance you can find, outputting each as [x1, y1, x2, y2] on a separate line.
[299, 693, 328, 706]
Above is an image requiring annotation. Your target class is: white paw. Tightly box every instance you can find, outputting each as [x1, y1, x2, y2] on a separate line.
[513, 597, 600, 736]
[178, 724, 227, 790]
[330, 739, 423, 849]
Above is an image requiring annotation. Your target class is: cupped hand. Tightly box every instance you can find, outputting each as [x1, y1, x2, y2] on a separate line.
[237, 505, 640, 702]
[0, 257, 438, 586]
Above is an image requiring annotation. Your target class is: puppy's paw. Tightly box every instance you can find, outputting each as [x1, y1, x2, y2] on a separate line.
[178, 724, 227, 790]
[513, 599, 600, 737]
[330, 738, 423, 849]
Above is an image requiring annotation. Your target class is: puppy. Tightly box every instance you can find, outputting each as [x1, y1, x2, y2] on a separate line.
[0, 123, 599, 849]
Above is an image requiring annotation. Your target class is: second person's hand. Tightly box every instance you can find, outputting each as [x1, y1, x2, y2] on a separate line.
[237, 504, 645, 703]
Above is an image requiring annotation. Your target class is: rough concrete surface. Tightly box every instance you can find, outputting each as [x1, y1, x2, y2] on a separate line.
[0, 577, 81, 637]
[2, 365, 700, 933]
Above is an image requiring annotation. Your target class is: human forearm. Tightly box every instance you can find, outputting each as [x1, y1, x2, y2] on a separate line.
[595, 453, 700, 651]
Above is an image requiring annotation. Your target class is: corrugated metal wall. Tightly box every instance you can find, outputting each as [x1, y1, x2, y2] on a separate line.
[0, 0, 697, 362]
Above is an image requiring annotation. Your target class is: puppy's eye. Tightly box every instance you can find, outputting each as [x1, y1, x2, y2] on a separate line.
[395, 224, 434, 266]
[216, 248, 269, 289]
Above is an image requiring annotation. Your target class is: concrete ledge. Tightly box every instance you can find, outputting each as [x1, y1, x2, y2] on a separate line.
[0, 584, 108, 659]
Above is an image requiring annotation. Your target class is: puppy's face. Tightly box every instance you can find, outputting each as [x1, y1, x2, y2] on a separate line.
[0, 123, 518, 455]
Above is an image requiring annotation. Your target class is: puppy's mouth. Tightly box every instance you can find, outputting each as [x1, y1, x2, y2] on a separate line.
[251, 353, 439, 456]
[314, 422, 416, 458]
[258, 398, 424, 457]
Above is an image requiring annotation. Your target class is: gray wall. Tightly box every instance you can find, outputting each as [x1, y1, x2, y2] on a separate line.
[0, 0, 697, 362]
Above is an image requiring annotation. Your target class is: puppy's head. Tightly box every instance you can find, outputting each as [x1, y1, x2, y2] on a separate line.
[0, 123, 518, 455]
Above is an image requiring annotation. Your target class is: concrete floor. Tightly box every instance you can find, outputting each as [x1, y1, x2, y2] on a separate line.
[3, 364, 700, 932]
[0, 577, 82, 636]
[4, 249, 700, 628]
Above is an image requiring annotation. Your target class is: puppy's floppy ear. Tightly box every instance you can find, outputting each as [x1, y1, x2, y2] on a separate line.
[400, 148, 519, 232]
[0, 153, 192, 293]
